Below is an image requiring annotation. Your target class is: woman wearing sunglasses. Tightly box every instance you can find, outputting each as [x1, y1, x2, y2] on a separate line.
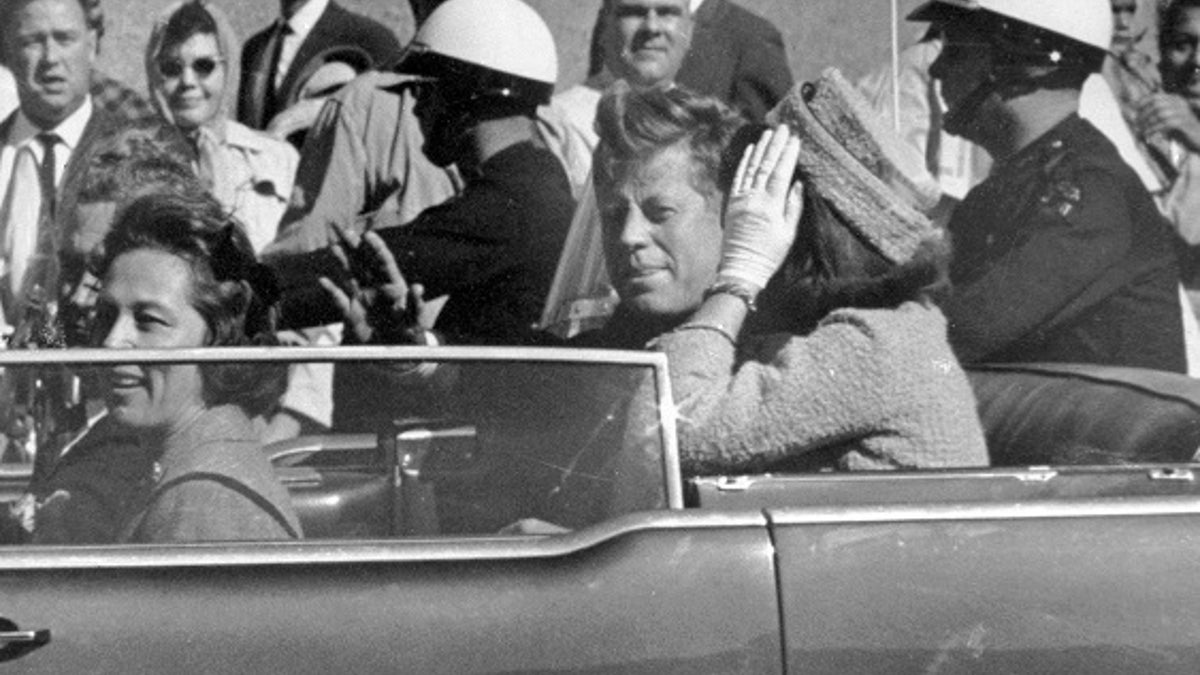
[145, 0, 299, 254]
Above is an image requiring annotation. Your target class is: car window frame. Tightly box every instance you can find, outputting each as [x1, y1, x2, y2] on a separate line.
[0, 345, 684, 563]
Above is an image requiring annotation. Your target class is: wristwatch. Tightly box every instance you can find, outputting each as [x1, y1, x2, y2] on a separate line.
[703, 280, 759, 313]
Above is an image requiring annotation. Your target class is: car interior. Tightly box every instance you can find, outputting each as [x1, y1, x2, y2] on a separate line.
[3, 350, 1200, 542]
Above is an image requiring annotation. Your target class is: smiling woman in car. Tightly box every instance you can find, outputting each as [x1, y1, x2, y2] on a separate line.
[84, 191, 300, 542]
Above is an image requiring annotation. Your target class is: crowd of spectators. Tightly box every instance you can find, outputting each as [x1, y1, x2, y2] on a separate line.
[2, 0, 1199, 542]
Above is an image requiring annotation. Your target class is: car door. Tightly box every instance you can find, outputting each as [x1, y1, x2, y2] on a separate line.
[697, 470, 1200, 674]
[0, 347, 784, 674]
[772, 499, 1200, 673]
[2, 512, 782, 674]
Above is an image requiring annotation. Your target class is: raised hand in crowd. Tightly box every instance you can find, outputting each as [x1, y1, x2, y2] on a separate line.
[318, 226, 435, 345]
[1136, 92, 1200, 152]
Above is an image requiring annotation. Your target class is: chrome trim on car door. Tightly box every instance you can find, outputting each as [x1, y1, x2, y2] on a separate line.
[766, 494, 1200, 525]
[0, 509, 768, 570]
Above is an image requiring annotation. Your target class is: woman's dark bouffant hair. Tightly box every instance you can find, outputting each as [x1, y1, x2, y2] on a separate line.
[725, 123, 951, 336]
[160, 0, 220, 52]
[96, 192, 287, 418]
[751, 195, 951, 335]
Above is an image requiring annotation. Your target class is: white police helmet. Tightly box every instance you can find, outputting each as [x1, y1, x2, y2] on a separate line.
[397, 0, 558, 106]
[910, 0, 1112, 64]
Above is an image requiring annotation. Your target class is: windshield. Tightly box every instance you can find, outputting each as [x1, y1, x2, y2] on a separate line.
[0, 346, 678, 544]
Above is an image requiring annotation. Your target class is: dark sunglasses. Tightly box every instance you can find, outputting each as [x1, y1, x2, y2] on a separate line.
[157, 56, 223, 79]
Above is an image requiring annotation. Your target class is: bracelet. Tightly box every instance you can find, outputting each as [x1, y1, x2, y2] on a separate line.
[672, 322, 738, 346]
[703, 280, 759, 313]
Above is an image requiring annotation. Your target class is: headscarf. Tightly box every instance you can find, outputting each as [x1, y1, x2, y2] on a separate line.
[144, 0, 241, 133]
[143, 0, 241, 190]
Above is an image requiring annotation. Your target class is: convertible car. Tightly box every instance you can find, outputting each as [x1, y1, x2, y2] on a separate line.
[2, 346, 1200, 673]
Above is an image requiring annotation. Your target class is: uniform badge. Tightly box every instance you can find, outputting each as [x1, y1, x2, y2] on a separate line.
[1039, 179, 1082, 218]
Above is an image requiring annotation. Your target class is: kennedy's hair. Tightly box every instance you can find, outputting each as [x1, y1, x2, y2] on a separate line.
[593, 81, 746, 199]
[96, 192, 286, 417]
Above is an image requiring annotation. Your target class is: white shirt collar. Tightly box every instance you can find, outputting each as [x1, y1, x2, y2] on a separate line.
[286, 0, 331, 41]
[690, 0, 705, 12]
[9, 96, 93, 153]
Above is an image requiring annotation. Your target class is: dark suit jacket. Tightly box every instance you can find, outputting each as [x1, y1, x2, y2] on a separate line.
[675, 0, 794, 123]
[0, 104, 123, 306]
[237, 1, 401, 131]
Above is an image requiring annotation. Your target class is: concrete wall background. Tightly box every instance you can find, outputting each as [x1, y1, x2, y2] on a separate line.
[85, 0, 1161, 102]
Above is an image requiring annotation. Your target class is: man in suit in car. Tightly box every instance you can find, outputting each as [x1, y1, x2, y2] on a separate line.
[237, 0, 401, 137]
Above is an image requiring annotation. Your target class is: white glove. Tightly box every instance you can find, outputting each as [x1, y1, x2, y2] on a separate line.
[719, 125, 804, 290]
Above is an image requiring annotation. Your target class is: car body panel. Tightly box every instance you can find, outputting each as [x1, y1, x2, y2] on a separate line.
[772, 500, 1200, 673]
[0, 512, 781, 674]
[693, 472, 1200, 672]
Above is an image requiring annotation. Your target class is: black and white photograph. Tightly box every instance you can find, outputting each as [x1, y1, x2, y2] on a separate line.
[2, 0, 1200, 672]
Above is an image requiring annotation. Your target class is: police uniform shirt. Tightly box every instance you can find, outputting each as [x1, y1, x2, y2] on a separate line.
[943, 114, 1187, 373]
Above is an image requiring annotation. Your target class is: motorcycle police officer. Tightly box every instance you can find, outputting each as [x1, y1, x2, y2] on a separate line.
[910, 0, 1188, 372]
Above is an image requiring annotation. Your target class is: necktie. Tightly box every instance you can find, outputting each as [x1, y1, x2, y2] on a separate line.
[0, 133, 58, 309]
[272, 21, 295, 92]
[35, 133, 58, 221]
[264, 21, 293, 121]
[24, 133, 62, 299]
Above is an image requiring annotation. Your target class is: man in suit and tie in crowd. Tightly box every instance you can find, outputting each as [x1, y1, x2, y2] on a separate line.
[237, 0, 401, 144]
[585, 0, 792, 122]
[0, 0, 124, 332]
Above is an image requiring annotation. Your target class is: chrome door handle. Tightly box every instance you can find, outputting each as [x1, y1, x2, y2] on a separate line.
[0, 620, 50, 663]
[0, 629, 50, 645]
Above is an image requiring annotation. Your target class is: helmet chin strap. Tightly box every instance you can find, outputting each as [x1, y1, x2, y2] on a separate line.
[942, 68, 1048, 139]
[942, 72, 1001, 139]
